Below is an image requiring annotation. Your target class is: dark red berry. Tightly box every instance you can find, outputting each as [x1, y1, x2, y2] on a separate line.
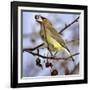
[45, 62, 53, 68]
[51, 69, 58, 76]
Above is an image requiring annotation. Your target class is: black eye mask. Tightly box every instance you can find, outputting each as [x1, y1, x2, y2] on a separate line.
[35, 15, 40, 19]
[35, 15, 46, 20]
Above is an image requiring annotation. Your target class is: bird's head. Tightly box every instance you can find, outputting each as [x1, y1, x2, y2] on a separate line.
[35, 15, 46, 23]
[35, 15, 52, 26]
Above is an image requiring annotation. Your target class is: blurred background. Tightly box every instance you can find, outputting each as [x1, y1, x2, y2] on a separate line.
[22, 11, 80, 77]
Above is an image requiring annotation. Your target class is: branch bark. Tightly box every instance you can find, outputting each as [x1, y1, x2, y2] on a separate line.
[24, 50, 80, 61]
[23, 43, 44, 52]
[59, 16, 80, 34]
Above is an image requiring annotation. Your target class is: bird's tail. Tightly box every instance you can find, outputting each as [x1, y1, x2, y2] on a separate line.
[64, 47, 75, 62]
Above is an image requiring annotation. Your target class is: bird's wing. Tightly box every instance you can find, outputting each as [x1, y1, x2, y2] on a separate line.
[47, 26, 66, 48]
[50, 28, 72, 54]
[46, 25, 74, 61]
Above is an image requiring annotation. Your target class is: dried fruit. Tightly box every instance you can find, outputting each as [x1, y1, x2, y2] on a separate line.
[36, 58, 43, 69]
[45, 62, 53, 68]
[51, 69, 58, 76]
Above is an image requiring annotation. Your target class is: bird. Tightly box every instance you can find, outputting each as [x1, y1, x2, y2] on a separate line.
[35, 15, 74, 62]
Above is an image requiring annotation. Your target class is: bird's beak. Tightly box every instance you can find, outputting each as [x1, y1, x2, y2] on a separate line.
[35, 15, 44, 23]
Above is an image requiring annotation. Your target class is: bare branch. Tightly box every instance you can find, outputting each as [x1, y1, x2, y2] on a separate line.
[59, 16, 80, 34]
[23, 43, 44, 52]
[65, 53, 79, 60]
[24, 50, 80, 61]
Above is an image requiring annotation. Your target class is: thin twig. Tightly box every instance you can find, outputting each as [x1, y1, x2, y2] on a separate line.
[23, 43, 44, 52]
[59, 16, 80, 34]
[24, 50, 80, 60]
[65, 53, 79, 60]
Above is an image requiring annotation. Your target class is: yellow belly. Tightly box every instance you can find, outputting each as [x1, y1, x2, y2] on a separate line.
[47, 35, 63, 51]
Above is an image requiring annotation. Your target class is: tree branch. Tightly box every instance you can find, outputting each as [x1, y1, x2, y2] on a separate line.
[23, 43, 44, 52]
[24, 50, 80, 61]
[59, 16, 80, 34]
